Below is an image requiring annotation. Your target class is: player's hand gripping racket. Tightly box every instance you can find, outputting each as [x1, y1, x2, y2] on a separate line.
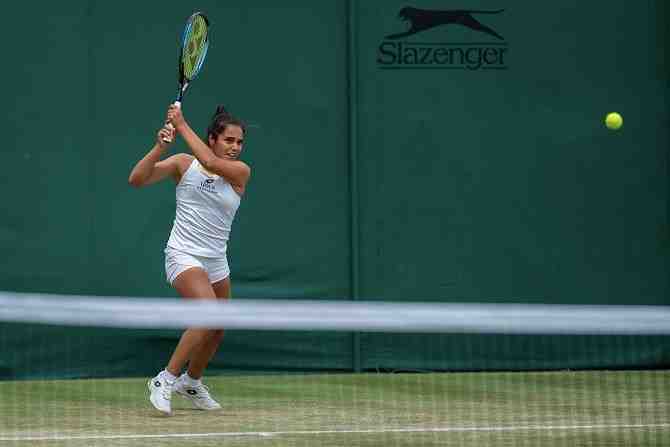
[163, 12, 210, 143]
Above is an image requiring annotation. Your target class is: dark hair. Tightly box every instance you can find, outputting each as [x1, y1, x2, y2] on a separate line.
[207, 105, 246, 141]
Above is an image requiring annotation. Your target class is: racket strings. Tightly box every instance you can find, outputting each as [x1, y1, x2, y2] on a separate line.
[182, 15, 209, 80]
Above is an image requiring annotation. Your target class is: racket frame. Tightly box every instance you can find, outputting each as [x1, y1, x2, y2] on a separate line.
[164, 12, 210, 143]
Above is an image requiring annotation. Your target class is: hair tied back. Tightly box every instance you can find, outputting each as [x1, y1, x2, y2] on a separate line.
[213, 105, 230, 120]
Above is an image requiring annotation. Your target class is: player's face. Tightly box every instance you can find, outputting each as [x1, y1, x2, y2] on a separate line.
[211, 125, 244, 160]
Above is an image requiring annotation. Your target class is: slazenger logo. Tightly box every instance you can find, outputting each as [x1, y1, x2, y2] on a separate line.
[377, 6, 508, 70]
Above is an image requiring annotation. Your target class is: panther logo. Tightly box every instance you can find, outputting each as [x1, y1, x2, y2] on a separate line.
[386, 7, 505, 41]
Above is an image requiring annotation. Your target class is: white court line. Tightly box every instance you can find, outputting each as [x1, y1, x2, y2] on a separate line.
[1, 423, 669, 442]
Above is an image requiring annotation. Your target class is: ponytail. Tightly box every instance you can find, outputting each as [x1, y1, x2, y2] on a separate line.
[207, 104, 246, 140]
[212, 105, 230, 120]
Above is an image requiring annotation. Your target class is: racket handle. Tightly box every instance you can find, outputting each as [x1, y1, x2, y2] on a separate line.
[162, 101, 182, 143]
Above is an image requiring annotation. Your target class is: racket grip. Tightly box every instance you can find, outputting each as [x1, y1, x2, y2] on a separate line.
[162, 102, 182, 143]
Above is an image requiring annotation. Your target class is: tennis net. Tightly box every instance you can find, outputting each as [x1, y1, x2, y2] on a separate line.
[0, 291, 668, 447]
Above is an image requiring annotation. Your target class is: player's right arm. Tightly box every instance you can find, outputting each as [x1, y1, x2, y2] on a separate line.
[128, 126, 189, 187]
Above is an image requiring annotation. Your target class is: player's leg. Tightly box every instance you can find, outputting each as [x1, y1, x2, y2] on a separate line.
[166, 267, 218, 375]
[149, 266, 216, 414]
[172, 266, 230, 410]
[186, 277, 230, 379]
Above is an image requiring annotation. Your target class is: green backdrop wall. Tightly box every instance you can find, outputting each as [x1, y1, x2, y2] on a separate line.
[0, 1, 668, 379]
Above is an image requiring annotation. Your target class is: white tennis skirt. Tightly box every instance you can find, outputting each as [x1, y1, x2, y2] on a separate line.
[164, 246, 230, 285]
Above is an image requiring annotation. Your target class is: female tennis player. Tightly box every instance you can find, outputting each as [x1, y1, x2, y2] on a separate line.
[128, 104, 250, 415]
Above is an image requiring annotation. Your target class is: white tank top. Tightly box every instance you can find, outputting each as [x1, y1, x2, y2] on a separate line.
[166, 158, 241, 257]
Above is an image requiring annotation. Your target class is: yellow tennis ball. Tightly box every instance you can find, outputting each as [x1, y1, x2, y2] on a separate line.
[605, 112, 623, 130]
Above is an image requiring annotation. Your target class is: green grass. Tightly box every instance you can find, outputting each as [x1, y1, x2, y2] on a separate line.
[0, 370, 668, 446]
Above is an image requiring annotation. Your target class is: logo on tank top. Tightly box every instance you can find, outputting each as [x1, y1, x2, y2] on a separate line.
[198, 177, 217, 193]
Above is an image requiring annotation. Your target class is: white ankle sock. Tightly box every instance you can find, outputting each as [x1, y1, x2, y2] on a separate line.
[182, 373, 202, 386]
[161, 370, 178, 383]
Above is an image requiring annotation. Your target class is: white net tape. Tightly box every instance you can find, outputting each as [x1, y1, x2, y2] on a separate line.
[1, 292, 669, 334]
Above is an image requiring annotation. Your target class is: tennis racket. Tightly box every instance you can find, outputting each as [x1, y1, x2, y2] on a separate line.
[163, 12, 210, 143]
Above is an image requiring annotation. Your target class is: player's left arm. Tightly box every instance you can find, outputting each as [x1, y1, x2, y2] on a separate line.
[168, 105, 250, 190]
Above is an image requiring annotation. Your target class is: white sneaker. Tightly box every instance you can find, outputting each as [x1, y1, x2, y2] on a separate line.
[147, 372, 174, 415]
[174, 375, 222, 410]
